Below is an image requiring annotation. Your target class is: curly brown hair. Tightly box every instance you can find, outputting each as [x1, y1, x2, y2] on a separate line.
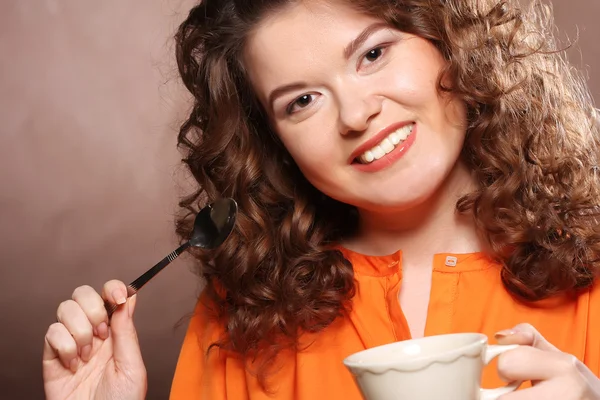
[174, 0, 600, 379]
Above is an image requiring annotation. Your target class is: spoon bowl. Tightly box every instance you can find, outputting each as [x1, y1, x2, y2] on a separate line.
[190, 197, 238, 248]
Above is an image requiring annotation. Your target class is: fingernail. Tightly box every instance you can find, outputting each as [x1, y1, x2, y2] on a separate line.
[81, 345, 92, 362]
[70, 358, 79, 373]
[97, 322, 109, 340]
[494, 329, 516, 339]
[112, 289, 126, 305]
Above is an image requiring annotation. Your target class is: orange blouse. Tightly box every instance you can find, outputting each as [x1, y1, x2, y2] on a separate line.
[170, 249, 600, 399]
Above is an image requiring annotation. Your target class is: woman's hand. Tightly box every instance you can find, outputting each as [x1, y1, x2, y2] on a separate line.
[495, 323, 600, 399]
[43, 280, 147, 400]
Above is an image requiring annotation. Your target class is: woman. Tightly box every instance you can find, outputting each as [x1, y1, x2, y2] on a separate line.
[43, 0, 600, 398]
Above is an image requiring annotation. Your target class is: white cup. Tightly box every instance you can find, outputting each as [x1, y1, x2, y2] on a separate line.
[343, 333, 521, 400]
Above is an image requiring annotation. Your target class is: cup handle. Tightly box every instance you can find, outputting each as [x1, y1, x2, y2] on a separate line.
[479, 344, 522, 400]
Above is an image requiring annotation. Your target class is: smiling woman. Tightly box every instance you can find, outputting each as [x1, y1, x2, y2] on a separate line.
[170, 0, 600, 396]
[41, 0, 600, 399]
[245, 6, 468, 211]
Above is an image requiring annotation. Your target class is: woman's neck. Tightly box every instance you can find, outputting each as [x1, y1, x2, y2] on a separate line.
[343, 161, 485, 268]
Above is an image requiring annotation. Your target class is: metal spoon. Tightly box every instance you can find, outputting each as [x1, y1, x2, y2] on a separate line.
[105, 197, 238, 317]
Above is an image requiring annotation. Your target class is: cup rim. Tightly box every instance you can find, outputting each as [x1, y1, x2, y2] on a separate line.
[343, 332, 488, 372]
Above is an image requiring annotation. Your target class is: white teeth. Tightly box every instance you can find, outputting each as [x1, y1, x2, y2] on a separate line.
[357, 124, 414, 164]
[398, 128, 410, 140]
[380, 138, 395, 154]
[389, 132, 401, 145]
[372, 146, 386, 159]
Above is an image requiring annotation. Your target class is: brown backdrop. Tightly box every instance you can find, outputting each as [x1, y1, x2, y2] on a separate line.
[0, 1, 598, 399]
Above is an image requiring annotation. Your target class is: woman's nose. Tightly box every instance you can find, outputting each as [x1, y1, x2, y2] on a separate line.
[337, 90, 382, 135]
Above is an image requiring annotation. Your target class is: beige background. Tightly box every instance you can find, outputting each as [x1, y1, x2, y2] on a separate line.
[0, 1, 598, 399]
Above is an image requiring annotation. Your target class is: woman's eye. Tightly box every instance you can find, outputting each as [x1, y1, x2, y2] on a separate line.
[286, 94, 315, 115]
[365, 47, 384, 63]
[365, 47, 383, 62]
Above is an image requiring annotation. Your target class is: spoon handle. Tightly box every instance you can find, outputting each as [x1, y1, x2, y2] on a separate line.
[105, 241, 191, 318]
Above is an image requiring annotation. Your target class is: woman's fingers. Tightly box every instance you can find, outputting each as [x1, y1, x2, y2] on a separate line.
[101, 280, 129, 307]
[72, 285, 109, 342]
[43, 322, 79, 372]
[56, 300, 94, 362]
[497, 345, 580, 383]
[495, 323, 558, 352]
[44, 281, 132, 372]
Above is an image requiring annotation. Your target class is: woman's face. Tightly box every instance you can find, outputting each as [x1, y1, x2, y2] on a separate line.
[244, 0, 468, 214]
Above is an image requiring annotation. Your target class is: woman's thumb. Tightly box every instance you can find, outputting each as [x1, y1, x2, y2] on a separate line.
[109, 294, 145, 371]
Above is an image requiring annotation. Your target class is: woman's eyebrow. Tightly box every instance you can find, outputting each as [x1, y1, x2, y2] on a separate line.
[343, 22, 389, 60]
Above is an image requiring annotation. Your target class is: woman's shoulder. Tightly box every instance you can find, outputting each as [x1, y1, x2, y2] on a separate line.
[187, 289, 226, 342]
[170, 289, 233, 399]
